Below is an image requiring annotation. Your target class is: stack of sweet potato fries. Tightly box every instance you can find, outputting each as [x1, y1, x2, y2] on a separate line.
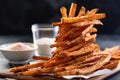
[10, 3, 120, 76]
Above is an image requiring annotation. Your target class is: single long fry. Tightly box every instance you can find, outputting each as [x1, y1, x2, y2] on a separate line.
[69, 3, 77, 17]
[10, 62, 44, 72]
[20, 67, 54, 76]
[71, 20, 103, 27]
[60, 7, 67, 18]
[33, 56, 50, 60]
[52, 22, 62, 27]
[86, 8, 99, 15]
[81, 25, 93, 36]
[62, 14, 106, 23]
[77, 6, 86, 17]
[85, 34, 97, 42]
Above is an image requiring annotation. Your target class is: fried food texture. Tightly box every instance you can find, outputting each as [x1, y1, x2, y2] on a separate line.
[10, 3, 119, 77]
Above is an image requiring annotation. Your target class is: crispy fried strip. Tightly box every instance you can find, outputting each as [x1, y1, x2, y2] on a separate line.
[111, 51, 120, 59]
[10, 62, 44, 73]
[86, 8, 99, 15]
[101, 60, 119, 69]
[77, 6, 86, 17]
[104, 46, 120, 53]
[52, 22, 62, 27]
[68, 3, 77, 17]
[60, 7, 67, 18]
[81, 25, 93, 36]
[56, 54, 111, 76]
[88, 27, 97, 33]
[55, 25, 72, 41]
[85, 34, 96, 42]
[62, 14, 106, 23]
[103, 46, 120, 59]
[64, 44, 99, 57]
[33, 56, 50, 60]
[71, 20, 103, 27]
[20, 67, 54, 76]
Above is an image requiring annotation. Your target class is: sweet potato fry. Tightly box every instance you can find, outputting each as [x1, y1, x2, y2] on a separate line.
[52, 22, 62, 27]
[85, 34, 97, 42]
[111, 51, 120, 59]
[77, 6, 86, 17]
[88, 27, 97, 33]
[60, 7, 67, 18]
[101, 60, 119, 69]
[104, 46, 120, 53]
[81, 24, 93, 36]
[10, 62, 44, 73]
[20, 67, 54, 76]
[71, 20, 103, 27]
[86, 8, 99, 15]
[33, 56, 50, 60]
[68, 3, 77, 17]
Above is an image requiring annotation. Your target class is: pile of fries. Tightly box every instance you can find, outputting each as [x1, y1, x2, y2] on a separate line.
[10, 3, 120, 77]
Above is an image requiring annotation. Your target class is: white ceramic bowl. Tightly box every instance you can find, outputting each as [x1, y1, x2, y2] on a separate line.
[0, 42, 37, 64]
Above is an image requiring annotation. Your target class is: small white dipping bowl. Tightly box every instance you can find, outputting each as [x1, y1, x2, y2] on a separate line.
[0, 42, 37, 64]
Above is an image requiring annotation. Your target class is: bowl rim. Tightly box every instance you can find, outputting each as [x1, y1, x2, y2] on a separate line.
[0, 42, 38, 52]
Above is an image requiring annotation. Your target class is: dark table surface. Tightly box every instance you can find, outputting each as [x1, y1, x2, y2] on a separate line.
[0, 34, 120, 80]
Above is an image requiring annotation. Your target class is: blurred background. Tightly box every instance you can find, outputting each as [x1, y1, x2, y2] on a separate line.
[0, 0, 120, 49]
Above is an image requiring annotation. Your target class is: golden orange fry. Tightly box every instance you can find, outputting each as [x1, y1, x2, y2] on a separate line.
[33, 56, 50, 60]
[77, 6, 86, 17]
[68, 3, 77, 17]
[62, 14, 106, 23]
[60, 7, 67, 18]
[10, 62, 44, 73]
